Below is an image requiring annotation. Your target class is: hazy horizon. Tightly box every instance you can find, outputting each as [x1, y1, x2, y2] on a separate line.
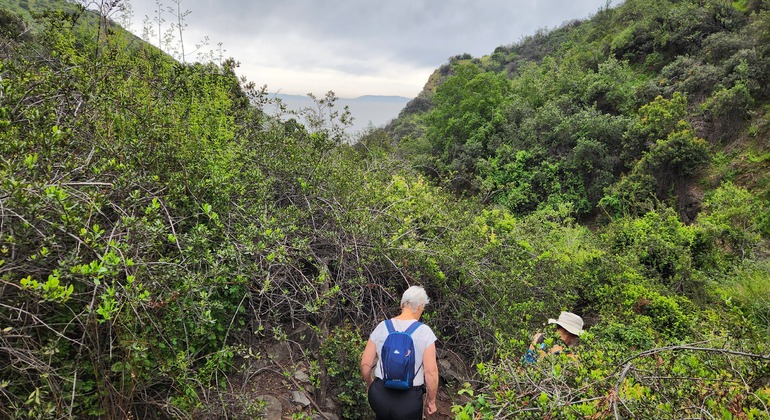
[266, 93, 411, 136]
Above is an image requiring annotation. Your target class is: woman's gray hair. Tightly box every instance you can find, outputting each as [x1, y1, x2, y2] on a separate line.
[400, 286, 429, 311]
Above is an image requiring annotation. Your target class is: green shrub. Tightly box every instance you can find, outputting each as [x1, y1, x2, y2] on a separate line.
[716, 260, 770, 333]
[622, 284, 693, 341]
[600, 209, 708, 297]
[319, 325, 369, 420]
[591, 320, 656, 350]
[659, 56, 721, 100]
[698, 181, 767, 261]
[622, 93, 689, 166]
[699, 81, 755, 143]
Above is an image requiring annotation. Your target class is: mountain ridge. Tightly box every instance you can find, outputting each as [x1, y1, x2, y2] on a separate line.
[272, 93, 410, 133]
[272, 92, 410, 102]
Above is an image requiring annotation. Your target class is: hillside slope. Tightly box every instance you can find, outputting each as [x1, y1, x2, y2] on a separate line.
[388, 0, 770, 223]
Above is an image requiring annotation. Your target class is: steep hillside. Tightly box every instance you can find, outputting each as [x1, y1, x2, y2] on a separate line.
[388, 0, 770, 223]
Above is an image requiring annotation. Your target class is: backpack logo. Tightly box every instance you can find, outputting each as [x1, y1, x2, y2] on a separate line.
[380, 320, 422, 390]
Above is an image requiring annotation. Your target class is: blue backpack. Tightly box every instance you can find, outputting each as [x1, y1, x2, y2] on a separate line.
[380, 320, 422, 390]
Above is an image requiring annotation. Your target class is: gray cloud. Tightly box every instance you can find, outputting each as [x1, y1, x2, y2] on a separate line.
[122, 0, 611, 97]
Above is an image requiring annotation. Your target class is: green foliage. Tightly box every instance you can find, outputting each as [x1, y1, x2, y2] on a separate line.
[2, 0, 770, 419]
[660, 56, 722, 100]
[293, 90, 354, 146]
[622, 92, 689, 163]
[700, 81, 755, 143]
[644, 127, 711, 178]
[424, 62, 512, 189]
[602, 209, 704, 292]
[454, 328, 770, 419]
[319, 325, 369, 419]
[698, 181, 768, 262]
[716, 260, 770, 331]
[19, 271, 74, 303]
[609, 0, 744, 68]
[391, 0, 769, 224]
[579, 57, 641, 115]
[0, 5, 259, 417]
[604, 94, 710, 217]
[480, 147, 557, 214]
[620, 284, 693, 340]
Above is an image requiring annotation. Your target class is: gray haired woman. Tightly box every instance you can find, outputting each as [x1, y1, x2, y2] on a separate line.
[360, 286, 439, 419]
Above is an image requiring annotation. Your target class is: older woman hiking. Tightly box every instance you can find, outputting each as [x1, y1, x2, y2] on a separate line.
[360, 286, 439, 419]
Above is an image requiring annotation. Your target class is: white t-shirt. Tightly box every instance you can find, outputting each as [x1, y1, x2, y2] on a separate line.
[369, 318, 437, 386]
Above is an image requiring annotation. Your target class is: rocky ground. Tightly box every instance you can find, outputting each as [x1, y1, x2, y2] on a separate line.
[247, 368, 460, 419]
[208, 327, 471, 419]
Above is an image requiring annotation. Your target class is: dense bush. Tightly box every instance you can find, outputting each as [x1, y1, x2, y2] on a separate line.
[453, 336, 770, 419]
[423, 62, 512, 190]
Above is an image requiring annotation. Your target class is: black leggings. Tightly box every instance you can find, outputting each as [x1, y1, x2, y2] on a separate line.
[367, 378, 425, 420]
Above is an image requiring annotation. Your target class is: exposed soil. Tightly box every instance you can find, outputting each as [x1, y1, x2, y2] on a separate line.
[431, 386, 462, 419]
[251, 368, 462, 419]
[209, 331, 471, 419]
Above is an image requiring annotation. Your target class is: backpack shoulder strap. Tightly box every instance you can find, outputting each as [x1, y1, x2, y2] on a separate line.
[405, 321, 424, 375]
[404, 321, 422, 335]
[384, 319, 396, 334]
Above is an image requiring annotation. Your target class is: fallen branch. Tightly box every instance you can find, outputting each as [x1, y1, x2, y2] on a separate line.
[60, 182, 114, 187]
[619, 343, 770, 367]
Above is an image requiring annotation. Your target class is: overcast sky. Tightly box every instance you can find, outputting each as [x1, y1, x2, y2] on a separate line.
[118, 0, 613, 98]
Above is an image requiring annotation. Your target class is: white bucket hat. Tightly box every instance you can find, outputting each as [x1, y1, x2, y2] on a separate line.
[548, 311, 584, 336]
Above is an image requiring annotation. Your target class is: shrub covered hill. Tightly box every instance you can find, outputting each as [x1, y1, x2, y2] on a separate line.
[0, 0, 769, 418]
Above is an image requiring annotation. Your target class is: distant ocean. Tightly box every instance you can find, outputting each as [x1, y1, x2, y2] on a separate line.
[266, 93, 411, 139]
